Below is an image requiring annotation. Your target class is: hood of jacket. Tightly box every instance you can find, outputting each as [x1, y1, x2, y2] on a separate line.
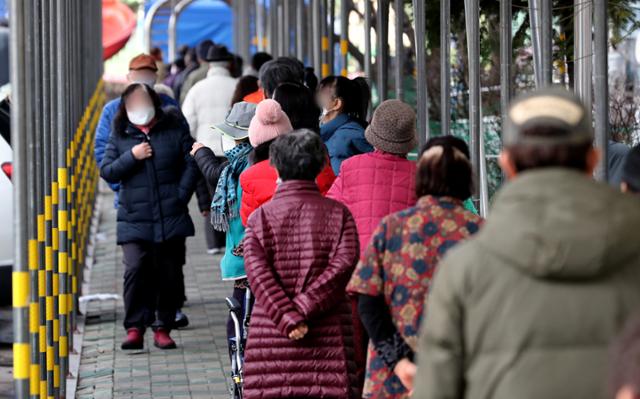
[476, 168, 640, 280]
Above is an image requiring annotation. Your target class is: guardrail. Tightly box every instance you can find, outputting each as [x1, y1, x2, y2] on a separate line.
[9, 1, 103, 398]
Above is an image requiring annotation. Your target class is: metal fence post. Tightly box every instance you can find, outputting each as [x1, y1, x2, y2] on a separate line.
[55, 2, 69, 393]
[364, 0, 372, 115]
[296, 0, 305, 61]
[574, 0, 592, 112]
[540, 0, 552, 85]
[528, 0, 542, 87]
[376, 0, 389, 101]
[339, 0, 348, 76]
[500, 0, 512, 125]
[464, 0, 481, 211]
[593, 0, 608, 181]
[440, 0, 450, 135]
[393, 0, 403, 100]
[321, 0, 329, 77]
[312, 0, 322, 76]
[327, 0, 335, 75]
[413, 0, 428, 146]
[10, 0, 30, 395]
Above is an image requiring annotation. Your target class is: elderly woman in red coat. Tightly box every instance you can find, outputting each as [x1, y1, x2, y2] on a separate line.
[243, 129, 361, 399]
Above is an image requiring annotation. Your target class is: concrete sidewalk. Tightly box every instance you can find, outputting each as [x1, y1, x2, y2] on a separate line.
[75, 192, 234, 399]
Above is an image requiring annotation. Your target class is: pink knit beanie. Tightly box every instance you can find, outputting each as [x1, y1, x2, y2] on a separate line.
[248, 99, 294, 147]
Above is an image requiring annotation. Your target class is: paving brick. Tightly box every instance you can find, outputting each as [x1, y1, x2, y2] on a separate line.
[75, 192, 234, 398]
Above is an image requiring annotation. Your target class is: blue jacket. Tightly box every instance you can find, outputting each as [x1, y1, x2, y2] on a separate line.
[320, 113, 373, 174]
[94, 94, 179, 195]
[100, 109, 197, 244]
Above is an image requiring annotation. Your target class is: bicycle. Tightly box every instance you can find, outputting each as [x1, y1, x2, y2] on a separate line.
[226, 287, 253, 399]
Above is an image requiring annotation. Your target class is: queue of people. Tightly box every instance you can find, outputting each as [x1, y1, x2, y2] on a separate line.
[95, 42, 640, 399]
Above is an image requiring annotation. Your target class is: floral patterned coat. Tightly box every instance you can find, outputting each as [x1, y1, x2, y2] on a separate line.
[347, 195, 483, 398]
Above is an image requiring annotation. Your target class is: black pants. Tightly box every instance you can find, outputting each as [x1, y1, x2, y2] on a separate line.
[203, 215, 226, 250]
[121, 238, 186, 331]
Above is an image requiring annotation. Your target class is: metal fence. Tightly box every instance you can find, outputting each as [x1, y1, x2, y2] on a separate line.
[227, 0, 611, 213]
[10, 0, 103, 397]
[9, 0, 613, 395]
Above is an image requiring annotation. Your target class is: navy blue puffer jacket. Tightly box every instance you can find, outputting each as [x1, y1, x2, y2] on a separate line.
[100, 108, 198, 244]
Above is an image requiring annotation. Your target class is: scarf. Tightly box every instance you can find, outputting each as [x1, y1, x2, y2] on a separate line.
[210, 142, 253, 232]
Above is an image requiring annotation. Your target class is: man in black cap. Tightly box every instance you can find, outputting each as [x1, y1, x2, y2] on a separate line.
[412, 87, 640, 399]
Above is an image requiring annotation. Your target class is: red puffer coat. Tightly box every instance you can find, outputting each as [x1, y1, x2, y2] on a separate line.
[243, 180, 361, 399]
[239, 159, 336, 226]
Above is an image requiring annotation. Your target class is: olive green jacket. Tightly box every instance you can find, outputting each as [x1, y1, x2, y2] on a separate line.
[413, 169, 640, 399]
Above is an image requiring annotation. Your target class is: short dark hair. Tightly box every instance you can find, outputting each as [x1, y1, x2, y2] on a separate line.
[270, 129, 326, 181]
[230, 54, 244, 78]
[250, 140, 273, 164]
[196, 39, 214, 61]
[416, 136, 473, 200]
[273, 83, 321, 133]
[251, 52, 273, 72]
[259, 60, 303, 98]
[505, 125, 592, 172]
[622, 145, 640, 193]
[276, 57, 305, 82]
[113, 83, 163, 135]
[609, 315, 640, 398]
[304, 67, 319, 92]
[231, 75, 259, 106]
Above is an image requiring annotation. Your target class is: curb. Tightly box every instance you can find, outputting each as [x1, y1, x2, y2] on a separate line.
[66, 191, 103, 399]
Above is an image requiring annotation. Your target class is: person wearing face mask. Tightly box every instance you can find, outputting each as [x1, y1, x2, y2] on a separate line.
[318, 76, 374, 175]
[100, 84, 199, 351]
[95, 54, 203, 329]
[94, 53, 181, 203]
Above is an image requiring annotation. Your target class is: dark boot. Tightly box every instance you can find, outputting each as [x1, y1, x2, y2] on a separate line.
[153, 328, 177, 349]
[174, 309, 189, 329]
[121, 328, 144, 350]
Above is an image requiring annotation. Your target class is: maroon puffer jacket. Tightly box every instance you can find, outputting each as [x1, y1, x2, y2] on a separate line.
[243, 180, 361, 399]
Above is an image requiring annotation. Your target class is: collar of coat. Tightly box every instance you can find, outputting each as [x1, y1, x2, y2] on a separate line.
[320, 113, 352, 135]
[123, 107, 182, 137]
[273, 180, 320, 199]
[207, 65, 231, 78]
[416, 195, 464, 210]
[476, 167, 640, 280]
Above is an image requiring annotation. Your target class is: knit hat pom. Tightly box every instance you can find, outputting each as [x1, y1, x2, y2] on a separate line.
[255, 99, 283, 125]
[248, 99, 294, 148]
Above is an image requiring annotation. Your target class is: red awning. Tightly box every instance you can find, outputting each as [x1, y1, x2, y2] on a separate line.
[102, 0, 136, 60]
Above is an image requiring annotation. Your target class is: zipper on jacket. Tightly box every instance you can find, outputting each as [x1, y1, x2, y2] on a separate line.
[143, 134, 167, 242]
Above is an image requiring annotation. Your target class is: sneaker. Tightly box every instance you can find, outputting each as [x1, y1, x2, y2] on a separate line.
[207, 247, 225, 255]
[174, 309, 189, 329]
[121, 328, 144, 350]
[153, 328, 177, 349]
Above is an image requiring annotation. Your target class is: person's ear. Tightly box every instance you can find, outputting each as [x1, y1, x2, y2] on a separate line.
[585, 146, 601, 176]
[498, 151, 518, 180]
[621, 182, 629, 193]
[615, 385, 640, 399]
[333, 97, 344, 112]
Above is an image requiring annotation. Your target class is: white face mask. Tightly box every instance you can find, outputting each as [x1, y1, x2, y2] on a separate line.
[127, 106, 155, 126]
[221, 135, 237, 152]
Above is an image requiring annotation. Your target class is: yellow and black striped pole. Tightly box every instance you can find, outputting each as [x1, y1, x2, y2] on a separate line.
[10, 0, 103, 397]
[339, 0, 348, 77]
[10, 0, 31, 397]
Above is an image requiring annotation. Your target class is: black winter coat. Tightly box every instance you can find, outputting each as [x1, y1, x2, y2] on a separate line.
[100, 109, 198, 244]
